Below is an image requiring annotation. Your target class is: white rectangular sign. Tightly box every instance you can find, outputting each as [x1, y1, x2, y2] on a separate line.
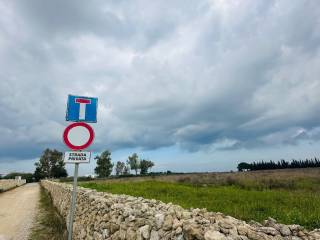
[64, 151, 91, 163]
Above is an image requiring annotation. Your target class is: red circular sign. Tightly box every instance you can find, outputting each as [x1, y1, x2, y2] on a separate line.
[63, 122, 94, 150]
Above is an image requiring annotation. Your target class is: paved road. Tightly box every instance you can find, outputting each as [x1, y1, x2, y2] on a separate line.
[0, 183, 39, 240]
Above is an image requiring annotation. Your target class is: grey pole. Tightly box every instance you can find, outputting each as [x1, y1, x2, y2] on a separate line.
[68, 162, 79, 240]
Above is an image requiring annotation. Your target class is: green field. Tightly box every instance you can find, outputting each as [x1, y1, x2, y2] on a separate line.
[80, 179, 320, 230]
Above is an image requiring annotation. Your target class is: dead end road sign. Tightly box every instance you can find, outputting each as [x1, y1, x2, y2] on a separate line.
[66, 95, 98, 122]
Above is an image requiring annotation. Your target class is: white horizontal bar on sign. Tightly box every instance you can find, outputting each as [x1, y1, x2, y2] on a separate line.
[64, 151, 91, 163]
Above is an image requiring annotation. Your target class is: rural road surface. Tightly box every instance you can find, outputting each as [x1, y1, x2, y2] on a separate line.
[0, 183, 39, 240]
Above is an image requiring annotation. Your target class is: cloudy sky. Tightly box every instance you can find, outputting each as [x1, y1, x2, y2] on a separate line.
[0, 0, 320, 175]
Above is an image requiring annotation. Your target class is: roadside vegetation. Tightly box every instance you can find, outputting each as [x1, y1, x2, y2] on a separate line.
[31, 149, 155, 182]
[94, 151, 155, 177]
[80, 168, 320, 230]
[29, 187, 67, 240]
[1, 172, 34, 183]
[34, 149, 68, 181]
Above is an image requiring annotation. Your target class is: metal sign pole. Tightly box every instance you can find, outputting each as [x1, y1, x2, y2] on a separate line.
[64, 94, 97, 240]
[68, 162, 79, 240]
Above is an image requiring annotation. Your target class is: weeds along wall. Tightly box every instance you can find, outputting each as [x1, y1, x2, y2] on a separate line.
[41, 180, 320, 240]
[0, 179, 26, 192]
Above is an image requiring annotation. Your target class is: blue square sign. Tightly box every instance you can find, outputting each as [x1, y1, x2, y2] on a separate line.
[66, 95, 98, 122]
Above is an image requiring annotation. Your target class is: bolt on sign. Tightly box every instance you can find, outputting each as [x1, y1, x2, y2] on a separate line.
[63, 94, 98, 240]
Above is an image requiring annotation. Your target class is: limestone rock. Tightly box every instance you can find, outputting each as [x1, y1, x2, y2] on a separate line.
[155, 213, 165, 229]
[126, 228, 136, 240]
[163, 215, 173, 230]
[204, 230, 227, 240]
[138, 225, 150, 239]
[279, 225, 291, 236]
[184, 224, 203, 240]
[258, 227, 279, 236]
[150, 230, 160, 240]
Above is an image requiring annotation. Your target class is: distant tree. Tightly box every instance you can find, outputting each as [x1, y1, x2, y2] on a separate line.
[123, 164, 130, 175]
[34, 167, 45, 182]
[95, 150, 114, 178]
[115, 161, 126, 176]
[147, 160, 154, 173]
[237, 162, 252, 172]
[140, 160, 155, 175]
[34, 149, 67, 181]
[127, 153, 140, 175]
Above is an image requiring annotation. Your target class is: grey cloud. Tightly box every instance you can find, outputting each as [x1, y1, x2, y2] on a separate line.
[13, 0, 127, 38]
[0, 0, 320, 162]
[11, 0, 201, 50]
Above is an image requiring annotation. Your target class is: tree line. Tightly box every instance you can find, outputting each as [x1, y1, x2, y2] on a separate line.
[29, 148, 155, 181]
[0, 172, 34, 183]
[0, 149, 69, 182]
[94, 151, 154, 178]
[237, 158, 320, 171]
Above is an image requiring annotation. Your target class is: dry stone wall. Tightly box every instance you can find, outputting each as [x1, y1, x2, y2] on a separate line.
[0, 179, 26, 192]
[41, 180, 320, 240]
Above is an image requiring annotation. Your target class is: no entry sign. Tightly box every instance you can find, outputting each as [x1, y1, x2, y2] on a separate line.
[63, 122, 94, 150]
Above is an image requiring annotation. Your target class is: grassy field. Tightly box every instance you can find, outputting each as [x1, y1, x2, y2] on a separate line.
[80, 168, 320, 230]
[29, 187, 67, 240]
[85, 168, 320, 191]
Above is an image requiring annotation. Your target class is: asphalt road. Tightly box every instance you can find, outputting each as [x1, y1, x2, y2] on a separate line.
[0, 183, 39, 240]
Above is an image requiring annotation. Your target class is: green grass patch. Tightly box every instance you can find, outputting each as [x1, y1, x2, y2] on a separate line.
[29, 187, 67, 240]
[80, 181, 320, 230]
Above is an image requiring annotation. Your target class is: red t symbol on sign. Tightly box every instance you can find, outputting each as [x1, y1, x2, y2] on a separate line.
[75, 98, 91, 120]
